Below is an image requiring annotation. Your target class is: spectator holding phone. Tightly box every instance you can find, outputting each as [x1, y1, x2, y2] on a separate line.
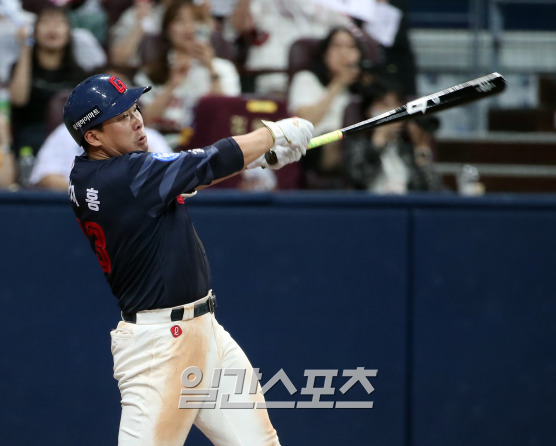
[134, 0, 240, 146]
[346, 82, 442, 193]
[9, 6, 87, 158]
[288, 26, 377, 189]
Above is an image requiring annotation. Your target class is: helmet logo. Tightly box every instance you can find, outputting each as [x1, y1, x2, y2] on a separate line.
[109, 76, 127, 93]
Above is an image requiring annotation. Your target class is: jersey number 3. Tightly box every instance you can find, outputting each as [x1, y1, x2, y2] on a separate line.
[82, 221, 112, 273]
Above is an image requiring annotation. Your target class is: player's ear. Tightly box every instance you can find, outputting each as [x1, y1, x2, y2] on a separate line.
[84, 129, 103, 148]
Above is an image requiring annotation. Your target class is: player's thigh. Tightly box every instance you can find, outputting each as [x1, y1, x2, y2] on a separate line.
[113, 316, 216, 445]
[194, 317, 281, 445]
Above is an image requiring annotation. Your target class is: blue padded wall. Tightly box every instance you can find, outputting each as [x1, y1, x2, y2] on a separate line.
[1, 191, 555, 446]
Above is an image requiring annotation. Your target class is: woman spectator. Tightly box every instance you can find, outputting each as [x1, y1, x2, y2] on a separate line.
[9, 6, 87, 158]
[346, 82, 443, 194]
[288, 26, 377, 189]
[134, 0, 240, 147]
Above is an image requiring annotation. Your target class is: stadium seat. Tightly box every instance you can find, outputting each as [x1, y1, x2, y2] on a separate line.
[177, 94, 303, 189]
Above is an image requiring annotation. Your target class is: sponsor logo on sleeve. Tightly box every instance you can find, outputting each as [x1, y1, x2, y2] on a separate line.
[151, 152, 181, 162]
[187, 148, 206, 156]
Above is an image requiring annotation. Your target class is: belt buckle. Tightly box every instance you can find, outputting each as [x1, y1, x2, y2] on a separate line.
[208, 295, 216, 313]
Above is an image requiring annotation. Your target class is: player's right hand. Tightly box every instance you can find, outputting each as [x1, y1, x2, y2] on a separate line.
[247, 144, 303, 170]
[267, 144, 304, 170]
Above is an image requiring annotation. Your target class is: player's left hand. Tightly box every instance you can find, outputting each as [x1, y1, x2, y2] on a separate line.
[262, 117, 314, 155]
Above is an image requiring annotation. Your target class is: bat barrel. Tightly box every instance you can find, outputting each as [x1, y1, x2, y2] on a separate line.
[341, 72, 506, 138]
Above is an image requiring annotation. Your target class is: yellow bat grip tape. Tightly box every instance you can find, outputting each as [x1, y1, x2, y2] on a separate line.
[307, 130, 343, 149]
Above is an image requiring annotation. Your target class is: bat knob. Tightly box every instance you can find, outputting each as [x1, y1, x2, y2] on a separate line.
[265, 150, 278, 165]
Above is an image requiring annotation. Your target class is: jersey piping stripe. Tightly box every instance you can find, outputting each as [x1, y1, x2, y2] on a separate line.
[130, 154, 155, 198]
[159, 154, 186, 203]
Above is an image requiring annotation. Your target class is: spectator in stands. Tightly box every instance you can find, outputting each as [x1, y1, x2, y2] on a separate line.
[0, 0, 34, 84]
[29, 65, 173, 191]
[9, 6, 88, 159]
[66, 0, 108, 46]
[0, 1, 105, 83]
[346, 82, 442, 193]
[109, 0, 174, 69]
[229, 0, 354, 95]
[134, 0, 240, 147]
[288, 26, 378, 189]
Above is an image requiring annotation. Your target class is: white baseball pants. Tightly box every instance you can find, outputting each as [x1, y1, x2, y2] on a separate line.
[110, 297, 281, 445]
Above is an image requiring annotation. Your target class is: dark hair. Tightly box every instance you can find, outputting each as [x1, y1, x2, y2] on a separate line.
[360, 80, 405, 114]
[311, 26, 365, 90]
[32, 7, 81, 74]
[359, 80, 441, 133]
[145, 0, 204, 84]
[413, 115, 441, 133]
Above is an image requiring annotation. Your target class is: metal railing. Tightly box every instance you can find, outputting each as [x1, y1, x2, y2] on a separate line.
[409, 0, 556, 134]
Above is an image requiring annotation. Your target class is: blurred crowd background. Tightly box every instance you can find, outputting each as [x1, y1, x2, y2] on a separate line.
[0, 0, 554, 194]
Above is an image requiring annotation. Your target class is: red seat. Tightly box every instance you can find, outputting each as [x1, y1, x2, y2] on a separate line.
[177, 95, 302, 190]
[287, 38, 321, 87]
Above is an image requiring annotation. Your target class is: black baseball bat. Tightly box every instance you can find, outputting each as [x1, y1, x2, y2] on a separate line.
[264, 72, 507, 165]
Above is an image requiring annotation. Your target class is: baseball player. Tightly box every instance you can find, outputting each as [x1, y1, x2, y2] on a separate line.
[63, 74, 313, 445]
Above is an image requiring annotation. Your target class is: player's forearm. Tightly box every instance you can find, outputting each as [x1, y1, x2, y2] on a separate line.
[232, 127, 274, 166]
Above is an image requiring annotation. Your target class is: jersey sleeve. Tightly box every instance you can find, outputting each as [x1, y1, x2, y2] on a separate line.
[127, 137, 243, 216]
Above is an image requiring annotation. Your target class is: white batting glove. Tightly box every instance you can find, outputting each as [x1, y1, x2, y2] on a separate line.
[247, 144, 303, 170]
[247, 117, 314, 170]
[240, 166, 277, 190]
[263, 117, 314, 155]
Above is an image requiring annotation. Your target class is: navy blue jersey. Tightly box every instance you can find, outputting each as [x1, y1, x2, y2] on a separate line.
[68, 138, 244, 313]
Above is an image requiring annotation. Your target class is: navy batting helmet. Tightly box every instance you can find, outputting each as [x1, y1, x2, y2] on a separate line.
[63, 74, 151, 146]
